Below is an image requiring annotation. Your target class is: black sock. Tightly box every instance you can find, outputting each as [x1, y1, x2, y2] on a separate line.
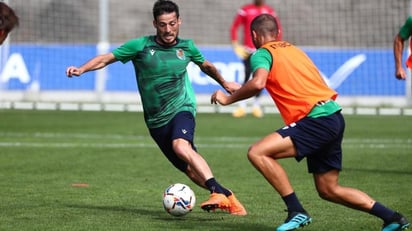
[205, 177, 232, 196]
[369, 202, 395, 223]
[281, 192, 305, 213]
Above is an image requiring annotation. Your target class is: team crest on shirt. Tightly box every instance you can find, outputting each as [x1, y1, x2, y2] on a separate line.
[176, 49, 186, 60]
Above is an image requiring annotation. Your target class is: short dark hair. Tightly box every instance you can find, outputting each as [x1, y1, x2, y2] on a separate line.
[0, 2, 18, 32]
[152, 0, 180, 20]
[251, 14, 278, 37]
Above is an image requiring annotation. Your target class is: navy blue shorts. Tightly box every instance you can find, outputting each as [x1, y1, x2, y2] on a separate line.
[149, 111, 196, 172]
[277, 111, 345, 173]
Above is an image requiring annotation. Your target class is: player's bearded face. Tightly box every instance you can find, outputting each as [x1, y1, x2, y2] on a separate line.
[154, 12, 181, 46]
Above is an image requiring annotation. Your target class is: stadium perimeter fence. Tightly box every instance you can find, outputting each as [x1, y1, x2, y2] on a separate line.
[0, 0, 411, 115]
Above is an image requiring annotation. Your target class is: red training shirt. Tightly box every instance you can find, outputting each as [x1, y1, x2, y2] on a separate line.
[230, 3, 283, 51]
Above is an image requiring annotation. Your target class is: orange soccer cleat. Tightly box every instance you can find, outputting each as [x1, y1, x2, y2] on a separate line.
[200, 193, 230, 212]
[227, 192, 247, 216]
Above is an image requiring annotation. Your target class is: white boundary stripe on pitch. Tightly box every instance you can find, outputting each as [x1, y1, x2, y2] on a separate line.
[0, 131, 411, 149]
[0, 142, 411, 149]
[0, 131, 258, 142]
[1, 132, 411, 143]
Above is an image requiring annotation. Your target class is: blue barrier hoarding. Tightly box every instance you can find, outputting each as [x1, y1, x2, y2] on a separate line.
[0, 45, 406, 96]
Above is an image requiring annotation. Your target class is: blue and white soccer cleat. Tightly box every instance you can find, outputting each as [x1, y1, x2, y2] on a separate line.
[276, 211, 312, 231]
[382, 212, 410, 231]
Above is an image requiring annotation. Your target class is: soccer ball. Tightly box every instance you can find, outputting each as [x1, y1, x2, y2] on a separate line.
[163, 183, 196, 217]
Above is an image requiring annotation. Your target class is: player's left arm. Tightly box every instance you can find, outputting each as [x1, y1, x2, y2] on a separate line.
[189, 40, 240, 93]
[197, 60, 240, 94]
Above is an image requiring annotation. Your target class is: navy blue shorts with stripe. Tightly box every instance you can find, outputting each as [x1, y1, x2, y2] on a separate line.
[149, 111, 196, 173]
[277, 111, 345, 173]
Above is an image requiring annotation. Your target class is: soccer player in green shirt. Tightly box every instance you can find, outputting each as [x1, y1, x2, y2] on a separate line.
[394, 16, 412, 80]
[66, 0, 246, 216]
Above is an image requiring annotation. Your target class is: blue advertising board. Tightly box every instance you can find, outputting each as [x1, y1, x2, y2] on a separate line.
[0, 44, 406, 96]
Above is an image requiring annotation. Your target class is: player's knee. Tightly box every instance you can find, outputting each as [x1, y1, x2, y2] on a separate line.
[172, 139, 188, 154]
[317, 190, 330, 201]
[247, 144, 260, 163]
[316, 186, 337, 201]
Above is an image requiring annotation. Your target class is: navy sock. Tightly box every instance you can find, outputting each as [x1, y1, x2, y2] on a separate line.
[281, 192, 305, 213]
[369, 202, 395, 223]
[205, 178, 232, 196]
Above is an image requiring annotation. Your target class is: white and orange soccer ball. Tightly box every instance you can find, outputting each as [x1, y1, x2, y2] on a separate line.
[163, 183, 196, 217]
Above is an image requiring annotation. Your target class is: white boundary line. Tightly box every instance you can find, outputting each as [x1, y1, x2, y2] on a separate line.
[0, 92, 411, 115]
[0, 141, 411, 149]
[0, 132, 411, 149]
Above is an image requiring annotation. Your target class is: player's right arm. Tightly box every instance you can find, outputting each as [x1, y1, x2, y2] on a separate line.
[230, 8, 249, 59]
[230, 9, 243, 43]
[211, 48, 271, 105]
[66, 53, 117, 77]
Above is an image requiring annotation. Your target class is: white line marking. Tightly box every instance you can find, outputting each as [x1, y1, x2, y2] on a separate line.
[0, 132, 411, 149]
[0, 141, 411, 149]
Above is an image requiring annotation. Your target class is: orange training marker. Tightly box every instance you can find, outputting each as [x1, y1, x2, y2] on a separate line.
[71, 183, 89, 187]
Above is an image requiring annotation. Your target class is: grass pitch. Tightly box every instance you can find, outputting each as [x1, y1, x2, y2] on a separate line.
[0, 109, 411, 231]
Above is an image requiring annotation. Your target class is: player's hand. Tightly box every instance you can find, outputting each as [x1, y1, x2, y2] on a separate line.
[395, 67, 407, 80]
[223, 81, 241, 94]
[66, 66, 82, 77]
[211, 90, 229, 105]
[232, 42, 249, 60]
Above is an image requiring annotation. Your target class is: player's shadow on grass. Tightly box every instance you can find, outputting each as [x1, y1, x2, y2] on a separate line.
[66, 203, 218, 221]
[65, 203, 155, 215]
[65, 203, 273, 230]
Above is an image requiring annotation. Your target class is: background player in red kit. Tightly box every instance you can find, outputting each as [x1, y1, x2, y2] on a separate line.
[230, 0, 282, 118]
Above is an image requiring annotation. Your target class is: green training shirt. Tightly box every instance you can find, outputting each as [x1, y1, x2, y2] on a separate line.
[399, 16, 412, 40]
[112, 36, 205, 128]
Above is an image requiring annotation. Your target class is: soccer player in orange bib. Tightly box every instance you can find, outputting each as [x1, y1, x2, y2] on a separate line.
[212, 14, 409, 231]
